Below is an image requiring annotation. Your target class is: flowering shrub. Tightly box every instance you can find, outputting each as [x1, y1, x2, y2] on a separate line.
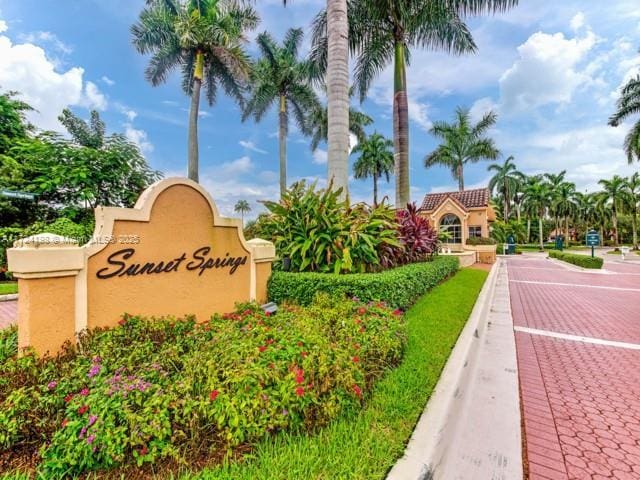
[0, 294, 405, 477]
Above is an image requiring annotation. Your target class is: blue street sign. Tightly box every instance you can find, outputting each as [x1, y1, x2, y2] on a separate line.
[586, 231, 600, 247]
[0, 189, 36, 201]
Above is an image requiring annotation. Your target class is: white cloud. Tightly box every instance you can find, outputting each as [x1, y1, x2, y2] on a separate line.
[312, 148, 328, 165]
[124, 124, 153, 154]
[470, 97, 499, 122]
[18, 31, 72, 55]
[0, 31, 106, 131]
[101, 75, 115, 86]
[220, 156, 254, 175]
[239, 140, 267, 154]
[0, 20, 7, 34]
[499, 30, 598, 113]
[570, 12, 585, 32]
[407, 98, 433, 131]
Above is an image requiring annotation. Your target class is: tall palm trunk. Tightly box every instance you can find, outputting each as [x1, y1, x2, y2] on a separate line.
[393, 40, 410, 206]
[372, 168, 378, 206]
[279, 95, 288, 197]
[612, 207, 619, 245]
[457, 164, 464, 191]
[632, 210, 638, 249]
[326, 0, 350, 200]
[565, 216, 570, 241]
[538, 214, 544, 251]
[503, 185, 509, 220]
[188, 52, 204, 183]
[527, 217, 531, 243]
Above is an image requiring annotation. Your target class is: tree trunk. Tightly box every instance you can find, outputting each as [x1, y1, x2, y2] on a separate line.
[188, 51, 204, 183]
[279, 95, 288, 197]
[457, 164, 464, 191]
[538, 216, 544, 251]
[565, 216, 570, 242]
[503, 186, 509, 221]
[613, 209, 619, 245]
[633, 212, 638, 249]
[326, 0, 350, 200]
[527, 217, 531, 243]
[393, 41, 410, 207]
[373, 173, 378, 206]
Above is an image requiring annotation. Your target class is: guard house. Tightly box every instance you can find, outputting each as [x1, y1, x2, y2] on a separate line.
[419, 188, 496, 252]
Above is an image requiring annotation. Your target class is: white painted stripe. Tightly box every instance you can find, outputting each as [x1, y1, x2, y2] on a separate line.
[509, 279, 640, 293]
[515, 326, 640, 350]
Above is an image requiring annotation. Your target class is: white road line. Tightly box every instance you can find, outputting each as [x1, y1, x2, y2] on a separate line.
[509, 279, 640, 293]
[514, 326, 640, 350]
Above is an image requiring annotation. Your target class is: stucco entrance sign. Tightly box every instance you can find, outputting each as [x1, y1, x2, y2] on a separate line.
[7, 178, 275, 355]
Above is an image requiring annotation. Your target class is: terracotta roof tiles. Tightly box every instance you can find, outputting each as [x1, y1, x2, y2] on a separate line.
[419, 188, 489, 212]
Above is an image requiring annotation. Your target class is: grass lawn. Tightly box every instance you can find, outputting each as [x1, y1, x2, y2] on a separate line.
[0, 282, 17, 295]
[184, 268, 488, 480]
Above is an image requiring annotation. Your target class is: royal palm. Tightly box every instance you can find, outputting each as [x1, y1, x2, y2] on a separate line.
[243, 28, 318, 197]
[234, 199, 251, 224]
[425, 107, 500, 191]
[132, 0, 258, 182]
[351, 133, 394, 205]
[524, 179, 551, 251]
[609, 74, 640, 163]
[598, 175, 627, 246]
[316, 0, 517, 206]
[488, 155, 523, 221]
[624, 173, 640, 249]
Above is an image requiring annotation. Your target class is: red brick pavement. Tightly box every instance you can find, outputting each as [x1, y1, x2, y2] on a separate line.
[0, 300, 17, 329]
[508, 256, 640, 480]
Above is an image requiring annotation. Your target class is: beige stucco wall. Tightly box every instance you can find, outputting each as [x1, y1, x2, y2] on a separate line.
[18, 276, 75, 355]
[422, 200, 490, 246]
[86, 185, 252, 328]
[254, 262, 272, 304]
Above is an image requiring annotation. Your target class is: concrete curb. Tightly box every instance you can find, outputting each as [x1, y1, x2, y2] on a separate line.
[0, 294, 18, 302]
[546, 256, 612, 275]
[387, 259, 518, 480]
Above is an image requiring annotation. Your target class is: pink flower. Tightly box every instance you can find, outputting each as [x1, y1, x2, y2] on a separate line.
[86, 434, 95, 445]
[47, 381, 57, 390]
[80, 388, 90, 396]
[295, 386, 305, 397]
[88, 415, 98, 426]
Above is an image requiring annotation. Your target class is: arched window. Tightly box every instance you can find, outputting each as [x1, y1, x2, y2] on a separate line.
[440, 214, 462, 244]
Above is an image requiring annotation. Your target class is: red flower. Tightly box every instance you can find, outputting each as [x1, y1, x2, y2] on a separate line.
[243, 309, 252, 316]
[393, 309, 403, 316]
[139, 445, 148, 456]
[359, 327, 365, 333]
[265, 311, 272, 317]
[354, 319, 361, 325]
[61, 418, 69, 428]
[357, 307, 366, 315]
[295, 386, 305, 397]
[295, 374, 304, 384]
[297, 341, 303, 347]
[78, 405, 89, 415]
[301, 351, 308, 358]
[352, 384, 363, 398]
[352, 356, 359, 363]
[118, 318, 126, 326]
[266, 338, 275, 345]
[64, 394, 74, 403]
[259, 345, 267, 352]
[209, 390, 219, 401]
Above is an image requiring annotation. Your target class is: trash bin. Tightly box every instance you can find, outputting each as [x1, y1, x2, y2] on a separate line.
[555, 234, 564, 251]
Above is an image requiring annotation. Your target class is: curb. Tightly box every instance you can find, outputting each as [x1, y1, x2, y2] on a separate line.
[386, 259, 504, 480]
[0, 294, 18, 302]
[545, 256, 611, 274]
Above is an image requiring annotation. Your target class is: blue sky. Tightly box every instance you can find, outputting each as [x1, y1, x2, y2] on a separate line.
[0, 0, 639, 219]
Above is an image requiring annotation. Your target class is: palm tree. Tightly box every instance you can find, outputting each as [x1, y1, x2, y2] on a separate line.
[520, 175, 541, 242]
[131, 0, 257, 182]
[234, 199, 251, 224]
[308, 89, 373, 152]
[312, 0, 517, 207]
[554, 182, 577, 241]
[598, 175, 627, 246]
[487, 155, 524, 221]
[425, 107, 500, 191]
[351, 132, 394, 205]
[624, 172, 640, 249]
[609, 74, 640, 163]
[544, 170, 567, 234]
[243, 29, 318, 197]
[524, 178, 551, 250]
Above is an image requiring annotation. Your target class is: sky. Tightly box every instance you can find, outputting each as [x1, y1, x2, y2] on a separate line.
[0, 0, 639, 219]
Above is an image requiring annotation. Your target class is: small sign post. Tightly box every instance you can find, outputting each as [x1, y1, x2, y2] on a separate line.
[586, 230, 600, 258]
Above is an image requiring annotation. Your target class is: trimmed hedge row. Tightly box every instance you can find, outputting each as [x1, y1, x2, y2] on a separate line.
[548, 250, 603, 269]
[267, 256, 459, 309]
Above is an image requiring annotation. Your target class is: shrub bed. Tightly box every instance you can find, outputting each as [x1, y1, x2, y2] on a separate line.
[0, 295, 405, 478]
[268, 256, 459, 308]
[548, 250, 603, 269]
[465, 236, 496, 246]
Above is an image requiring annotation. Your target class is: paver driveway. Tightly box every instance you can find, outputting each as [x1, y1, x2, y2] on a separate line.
[508, 255, 640, 480]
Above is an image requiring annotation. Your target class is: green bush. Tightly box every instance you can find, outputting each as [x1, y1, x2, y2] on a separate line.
[0, 295, 405, 477]
[268, 256, 459, 309]
[466, 236, 496, 246]
[548, 250, 603, 269]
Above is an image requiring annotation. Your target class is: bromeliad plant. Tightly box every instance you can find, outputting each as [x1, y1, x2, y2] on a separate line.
[0, 294, 406, 477]
[260, 181, 400, 273]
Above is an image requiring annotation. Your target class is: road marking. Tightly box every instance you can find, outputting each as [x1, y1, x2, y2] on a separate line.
[514, 326, 640, 350]
[509, 279, 640, 293]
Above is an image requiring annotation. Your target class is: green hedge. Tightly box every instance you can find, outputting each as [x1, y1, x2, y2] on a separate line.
[548, 250, 603, 269]
[268, 256, 459, 309]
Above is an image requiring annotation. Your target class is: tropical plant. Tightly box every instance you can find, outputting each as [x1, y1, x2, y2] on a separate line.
[609, 74, 640, 163]
[425, 107, 500, 191]
[553, 181, 577, 240]
[260, 181, 399, 273]
[234, 199, 251, 224]
[489, 219, 526, 244]
[131, 0, 258, 182]
[312, 0, 517, 206]
[380, 202, 438, 267]
[544, 170, 567, 233]
[523, 179, 551, 250]
[351, 132, 394, 205]
[598, 175, 628, 245]
[487, 155, 524, 220]
[0, 91, 33, 156]
[624, 172, 640, 249]
[243, 29, 318, 196]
